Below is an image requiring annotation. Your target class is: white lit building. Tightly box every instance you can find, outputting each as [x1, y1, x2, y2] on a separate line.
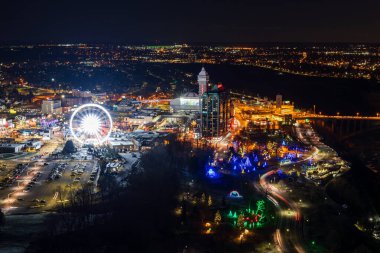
[126, 116, 154, 126]
[170, 92, 200, 112]
[0, 143, 25, 153]
[108, 136, 138, 152]
[41, 100, 62, 114]
[24, 140, 42, 150]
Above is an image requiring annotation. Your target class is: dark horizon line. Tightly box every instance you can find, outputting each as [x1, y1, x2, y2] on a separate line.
[0, 41, 380, 47]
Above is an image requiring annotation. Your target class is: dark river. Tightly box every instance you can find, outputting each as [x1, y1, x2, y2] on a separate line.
[172, 63, 380, 116]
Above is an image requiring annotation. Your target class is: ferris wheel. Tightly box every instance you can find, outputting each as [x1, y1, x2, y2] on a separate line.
[69, 104, 113, 145]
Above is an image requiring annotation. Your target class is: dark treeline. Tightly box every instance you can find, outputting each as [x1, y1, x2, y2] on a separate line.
[310, 127, 380, 252]
[27, 136, 194, 253]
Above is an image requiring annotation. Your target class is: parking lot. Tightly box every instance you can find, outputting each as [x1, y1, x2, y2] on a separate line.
[0, 150, 97, 214]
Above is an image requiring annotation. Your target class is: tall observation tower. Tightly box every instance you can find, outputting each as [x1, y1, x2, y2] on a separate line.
[198, 67, 209, 96]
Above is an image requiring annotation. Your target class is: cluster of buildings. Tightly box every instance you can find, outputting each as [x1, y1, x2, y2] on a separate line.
[0, 115, 55, 154]
[108, 67, 234, 139]
[108, 130, 168, 152]
[41, 89, 108, 115]
[170, 67, 233, 138]
[0, 138, 42, 153]
[36, 67, 291, 154]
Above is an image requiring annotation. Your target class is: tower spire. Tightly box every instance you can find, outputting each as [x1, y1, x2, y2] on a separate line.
[198, 67, 209, 96]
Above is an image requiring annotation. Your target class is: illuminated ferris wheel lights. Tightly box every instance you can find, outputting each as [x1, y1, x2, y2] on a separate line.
[69, 103, 113, 145]
[80, 114, 101, 135]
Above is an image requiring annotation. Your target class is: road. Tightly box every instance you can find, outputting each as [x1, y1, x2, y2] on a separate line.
[255, 123, 340, 253]
[258, 169, 304, 253]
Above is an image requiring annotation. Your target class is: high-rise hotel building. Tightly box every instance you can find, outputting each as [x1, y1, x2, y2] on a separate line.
[198, 68, 232, 138]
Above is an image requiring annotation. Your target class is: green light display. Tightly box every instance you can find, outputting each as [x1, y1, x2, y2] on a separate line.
[226, 200, 267, 230]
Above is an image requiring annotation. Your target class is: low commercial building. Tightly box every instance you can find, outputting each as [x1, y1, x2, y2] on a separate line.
[108, 138, 137, 152]
[106, 162, 123, 173]
[19, 129, 36, 136]
[115, 96, 134, 112]
[126, 115, 154, 126]
[24, 140, 42, 150]
[0, 143, 25, 153]
[93, 92, 108, 103]
[170, 92, 200, 112]
[42, 99, 62, 114]
[39, 129, 52, 140]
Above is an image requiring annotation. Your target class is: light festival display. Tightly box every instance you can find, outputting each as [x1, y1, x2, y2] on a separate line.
[228, 190, 243, 199]
[226, 200, 267, 229]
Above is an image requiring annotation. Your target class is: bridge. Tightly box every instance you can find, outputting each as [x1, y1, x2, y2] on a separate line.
[295, 114, 380, 121]
[295, 114, 380, 140]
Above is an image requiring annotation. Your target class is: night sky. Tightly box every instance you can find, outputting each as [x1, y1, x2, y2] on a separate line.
[1, 0, 379, 43]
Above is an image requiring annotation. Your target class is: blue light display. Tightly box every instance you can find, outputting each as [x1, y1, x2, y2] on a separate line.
[207, 168, 216, 177]
[205, 166, 221, 179]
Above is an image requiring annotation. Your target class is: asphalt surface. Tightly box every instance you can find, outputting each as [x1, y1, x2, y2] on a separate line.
[0, 139, 97, 214]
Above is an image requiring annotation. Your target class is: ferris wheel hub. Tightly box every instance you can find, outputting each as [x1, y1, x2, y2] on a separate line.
[69, 104, 113, 145]
[80, 114, 101, 135]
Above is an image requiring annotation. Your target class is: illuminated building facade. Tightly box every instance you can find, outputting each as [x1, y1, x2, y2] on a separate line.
[41, 99, 62, 114]
[276, 94, 282, 109]
[200, 84, 232, 137]
[198, 67, 209, 96]
[170, 92, 200, 112]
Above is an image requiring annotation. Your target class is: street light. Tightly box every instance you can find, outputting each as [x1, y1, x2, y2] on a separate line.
[239, 233, 244, 245]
